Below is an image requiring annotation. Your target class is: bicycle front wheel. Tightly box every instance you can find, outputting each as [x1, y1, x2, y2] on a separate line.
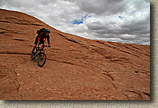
[37, 53, 46, 67]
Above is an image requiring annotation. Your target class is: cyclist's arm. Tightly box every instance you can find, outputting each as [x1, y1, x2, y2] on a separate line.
[47, 35, 50, 45]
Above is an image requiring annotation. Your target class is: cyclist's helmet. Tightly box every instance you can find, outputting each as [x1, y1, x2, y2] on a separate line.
[41, 28, 50, 33]
[46, 29, 50, 33]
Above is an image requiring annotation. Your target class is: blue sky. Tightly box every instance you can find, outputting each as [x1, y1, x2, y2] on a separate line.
[72, 19, 83, 24]
[72, 14, 91, 24]
[118, 16, 123, 20]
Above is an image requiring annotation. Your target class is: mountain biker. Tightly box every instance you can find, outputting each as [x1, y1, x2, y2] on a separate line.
[31, 28, 51, 55]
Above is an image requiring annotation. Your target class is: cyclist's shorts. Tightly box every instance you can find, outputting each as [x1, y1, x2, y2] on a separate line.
[34, 36, 44, 45]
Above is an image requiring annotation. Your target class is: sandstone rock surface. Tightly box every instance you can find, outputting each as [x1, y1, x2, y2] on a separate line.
[0, 9, 150, 100]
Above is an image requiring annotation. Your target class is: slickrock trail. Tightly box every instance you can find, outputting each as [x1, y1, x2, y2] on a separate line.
[0, 9, 150, 100]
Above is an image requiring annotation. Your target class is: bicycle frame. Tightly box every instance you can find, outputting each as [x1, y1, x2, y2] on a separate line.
[35, 45, 45, 56]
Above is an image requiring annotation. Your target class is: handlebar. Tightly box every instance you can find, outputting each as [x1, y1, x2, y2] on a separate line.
[43, 45, 51, 47]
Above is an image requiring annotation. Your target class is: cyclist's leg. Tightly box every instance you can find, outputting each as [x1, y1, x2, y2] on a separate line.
[39, 40, 44, 49]
[32, 44, 37, 53]
[32, 36, 38, 53]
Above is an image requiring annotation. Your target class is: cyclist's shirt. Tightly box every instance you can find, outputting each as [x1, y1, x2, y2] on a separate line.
[34, 32, 50, 45]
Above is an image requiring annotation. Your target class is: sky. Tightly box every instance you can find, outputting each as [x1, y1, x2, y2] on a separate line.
[0, 0, 150, 45]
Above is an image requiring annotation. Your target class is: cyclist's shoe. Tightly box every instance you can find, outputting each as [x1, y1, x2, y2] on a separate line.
[47, 45, 51, 47]
[31, 52, 36, 60]
[31, 52, 35, 57]
[31, 51, 35, 55]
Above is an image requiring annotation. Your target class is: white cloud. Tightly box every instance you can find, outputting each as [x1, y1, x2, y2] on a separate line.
[0, 0, 150, 45]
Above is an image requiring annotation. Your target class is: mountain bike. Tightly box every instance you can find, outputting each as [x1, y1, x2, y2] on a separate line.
[31, 45, 50, 67]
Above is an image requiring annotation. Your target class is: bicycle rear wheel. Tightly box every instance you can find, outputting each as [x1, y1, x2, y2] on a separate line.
[37, 52, 46, 67]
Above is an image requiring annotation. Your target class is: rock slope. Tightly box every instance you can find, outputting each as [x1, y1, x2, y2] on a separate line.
[0, 9, 150, 100]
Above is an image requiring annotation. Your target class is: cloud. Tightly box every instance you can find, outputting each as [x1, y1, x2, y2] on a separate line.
[73, 0, 127, 15]
[0, 0, 150, 45]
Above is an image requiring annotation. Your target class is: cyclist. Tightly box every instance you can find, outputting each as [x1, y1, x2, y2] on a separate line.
[31, 28, 51, 55]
